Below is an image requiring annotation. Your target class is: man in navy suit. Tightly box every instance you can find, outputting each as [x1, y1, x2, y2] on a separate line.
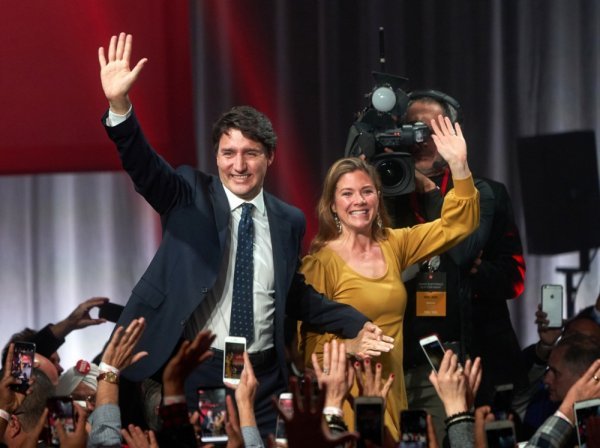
[98, 33, 393, 436]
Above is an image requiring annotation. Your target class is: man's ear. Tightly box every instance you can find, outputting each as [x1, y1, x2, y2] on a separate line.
[6, 415, 22, 439]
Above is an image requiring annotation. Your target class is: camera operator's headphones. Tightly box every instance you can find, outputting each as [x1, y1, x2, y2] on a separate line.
[407, 90, 462, 124]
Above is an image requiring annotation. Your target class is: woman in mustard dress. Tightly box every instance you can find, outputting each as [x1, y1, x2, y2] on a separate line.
[298, 115, 479, 441]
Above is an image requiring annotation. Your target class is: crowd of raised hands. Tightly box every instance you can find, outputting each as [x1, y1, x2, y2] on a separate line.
[4, 303, 600, 447]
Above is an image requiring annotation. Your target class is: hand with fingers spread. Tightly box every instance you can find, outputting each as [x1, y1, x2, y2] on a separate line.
[98, 32, 148, 114]
[345, 322, 394, 360]
[272, 376, 359, 448]
[428, 350, 468, 417]
[121, 424, 159, 448]
[101, 317, 148, 372]
[162, 330, 215, 397]
[312, 340, 354, 410]
[353, 358, 394, 404]
[225, 352, 259, 428]
[429, 115, 470, 179]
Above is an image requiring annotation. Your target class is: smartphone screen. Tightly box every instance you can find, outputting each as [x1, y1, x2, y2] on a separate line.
[355, 397, 384, 448]
[197, 387, 228, 443]
[574, 398, 600, 447]
[419, 335, 445, 373]
[492, 384, 514, 420]
[485, 420, 516, 448]
[400, 409, 427, 448]
[46, 396, 75, 446]
[541, 284, 563, 328]
[10, 341, 36, 392]
[223, 337, 246, 384]
[275, 392, 293, 443]
[98, 302, 125, 323]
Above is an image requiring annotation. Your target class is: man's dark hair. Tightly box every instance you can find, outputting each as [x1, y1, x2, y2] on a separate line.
[11, 368, 55, 431]
[212, 105, 277, 156]
[556, 333, 600, 376]
[1, 328, 37, 365]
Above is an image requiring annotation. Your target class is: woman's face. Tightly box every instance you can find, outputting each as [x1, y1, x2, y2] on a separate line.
[332, 170, 379, 235]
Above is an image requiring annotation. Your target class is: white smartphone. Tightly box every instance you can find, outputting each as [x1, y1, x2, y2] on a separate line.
[574, 397, 600, 447]
[354, 396, 384, 448]
[541, 284, 563, 328]
[275, 392, 293, 445]
[223, 336, 246, 385]
[484, 420, 517, 448]
[419, 334, 445, 373]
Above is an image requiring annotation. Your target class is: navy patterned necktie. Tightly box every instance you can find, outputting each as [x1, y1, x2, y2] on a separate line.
[230, 203, 254, 345]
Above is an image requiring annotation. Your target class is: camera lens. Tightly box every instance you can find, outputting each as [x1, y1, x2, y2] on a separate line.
[370, 152, 415, 197]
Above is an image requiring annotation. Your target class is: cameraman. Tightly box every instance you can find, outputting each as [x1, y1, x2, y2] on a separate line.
[389, 91, 526, 440]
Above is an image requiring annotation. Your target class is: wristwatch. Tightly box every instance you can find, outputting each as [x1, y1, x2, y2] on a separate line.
[97, 371, 119, 384]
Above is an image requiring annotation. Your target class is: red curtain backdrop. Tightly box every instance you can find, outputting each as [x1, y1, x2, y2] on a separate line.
[0, 1, 196, 174]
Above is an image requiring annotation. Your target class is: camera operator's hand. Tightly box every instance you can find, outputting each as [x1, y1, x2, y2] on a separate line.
[430, 115, 470, 179]
[414, 170, 438, 193]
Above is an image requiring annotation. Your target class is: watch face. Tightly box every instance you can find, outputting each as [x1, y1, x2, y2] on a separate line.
[99, 372, 119, 384]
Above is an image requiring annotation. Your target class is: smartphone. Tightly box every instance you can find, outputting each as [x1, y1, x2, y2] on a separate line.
[223, 336, 246, 385]
[98, 302, 125, 323]
[541, 284, 563, 328]
[574, 397, 600, 447]
[419, 334, 446, 373]
[400, 409, 428, 448]
[492, 383, 514, 420]
[275, 392, 293, 444]
[354, 396, 384, 448]
[10, 341, 36, 392]
[46, 396, 75, 446]
[197, 386, 228, 444]
[485, 420, 517, 448]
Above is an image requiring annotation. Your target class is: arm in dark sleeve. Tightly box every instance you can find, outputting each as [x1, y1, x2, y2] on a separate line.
[420, 179, 495, 268]
[31, 325, 65, 358]
[285, 269, 368, 339]
[102, 109, 193, 214]
[470, 183, 526, 301]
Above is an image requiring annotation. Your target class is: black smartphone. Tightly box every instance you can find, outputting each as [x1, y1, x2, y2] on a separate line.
[46, 396, 75, 446]
[10, 341, 36, 392]
[98, 302, 125, 323]
[419, 334, 445, 373]
[197, 386, 228, 444]
[400, 409, 428, 448]
[484, 420, 517, 448]
[492, 384, 514, 420]
[354, 396, 384, 448]
[574, 398, 600, 447]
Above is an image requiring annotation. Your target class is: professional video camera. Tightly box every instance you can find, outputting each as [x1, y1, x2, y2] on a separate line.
[344, 71, 431, 197]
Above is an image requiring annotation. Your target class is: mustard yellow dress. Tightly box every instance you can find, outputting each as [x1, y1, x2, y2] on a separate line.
[298, 176, 479, 441]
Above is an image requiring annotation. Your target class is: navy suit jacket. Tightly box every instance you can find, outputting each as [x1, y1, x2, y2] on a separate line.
[104, 111, 368, 381]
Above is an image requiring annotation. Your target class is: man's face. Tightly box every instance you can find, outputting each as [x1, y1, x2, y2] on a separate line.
[216, 129, 274, 200]
[404, 100, 447, 177]
[544, 346, 581, 402]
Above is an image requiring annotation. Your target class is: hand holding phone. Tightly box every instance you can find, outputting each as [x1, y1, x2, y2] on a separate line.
[46, 396, 75, 446]
[541, 284, 563, 328]
[223, 336, 246, 385]
[419, 334, 445, 373]
[10, 341, 36, 393]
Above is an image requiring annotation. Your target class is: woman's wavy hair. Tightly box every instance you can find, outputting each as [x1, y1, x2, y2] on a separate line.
[309, 157, 390, 254]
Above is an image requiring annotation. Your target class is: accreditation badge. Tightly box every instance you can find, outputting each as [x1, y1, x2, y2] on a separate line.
[416, 269, 447, 317]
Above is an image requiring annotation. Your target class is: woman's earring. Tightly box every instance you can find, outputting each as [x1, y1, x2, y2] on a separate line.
[376, 213, 383, 229]
[333, 213, 342, 234]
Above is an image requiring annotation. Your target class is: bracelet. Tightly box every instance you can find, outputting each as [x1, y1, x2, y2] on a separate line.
[0, 409, 10, 422]
[323, 406, 344, 418]
[446, 414, 474, 430]
[98, 362, 119, 375]
[444, 411, 473, 426]
[323, 413, 348, 431]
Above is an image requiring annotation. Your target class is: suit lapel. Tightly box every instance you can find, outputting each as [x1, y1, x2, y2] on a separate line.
[209, 180, 230, 253]
[265, 194, 291, 301]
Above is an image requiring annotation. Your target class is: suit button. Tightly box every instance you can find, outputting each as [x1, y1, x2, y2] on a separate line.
[201, 288, 208, 293]
[180, 320, 186, 326]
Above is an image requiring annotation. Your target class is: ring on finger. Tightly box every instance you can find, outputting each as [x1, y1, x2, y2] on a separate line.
[593, 374, 599, 382]
[322, 367, 330, 375]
